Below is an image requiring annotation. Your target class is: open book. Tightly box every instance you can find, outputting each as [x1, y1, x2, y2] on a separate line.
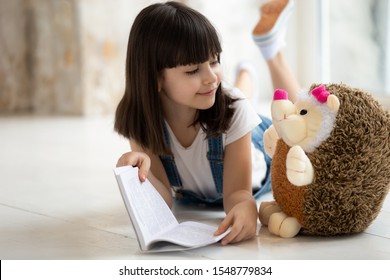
[114, 165, 230, 252]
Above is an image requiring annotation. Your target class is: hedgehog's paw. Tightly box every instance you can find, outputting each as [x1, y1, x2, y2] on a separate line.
[286, 145, 314, 186]
[264, 125, 279, 158]
[259, 201, 281, 226]
[268, 212, 287, 236]
[268, 212, 301, 238]
[279, 217, 301, 238]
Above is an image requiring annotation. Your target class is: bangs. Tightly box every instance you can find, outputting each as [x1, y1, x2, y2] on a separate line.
[156, 4, 222, 69]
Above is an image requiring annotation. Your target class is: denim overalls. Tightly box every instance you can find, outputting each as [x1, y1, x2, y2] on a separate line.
[159, 115, 272, 206]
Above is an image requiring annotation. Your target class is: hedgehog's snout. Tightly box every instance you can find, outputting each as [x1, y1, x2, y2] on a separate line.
[271, 90, 296, 122]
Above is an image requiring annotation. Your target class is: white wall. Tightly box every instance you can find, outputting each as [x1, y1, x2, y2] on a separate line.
[194, 0, 390, 98]
[328, 0, 381, 93]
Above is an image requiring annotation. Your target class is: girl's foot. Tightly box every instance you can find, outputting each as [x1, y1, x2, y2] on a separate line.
[253, 0, 293, 38]
[252, 0, 294, 60]
[234, 61, 259, 104]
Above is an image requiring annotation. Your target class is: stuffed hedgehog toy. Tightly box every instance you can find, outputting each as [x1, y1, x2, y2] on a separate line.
[259, 83, 390, 238]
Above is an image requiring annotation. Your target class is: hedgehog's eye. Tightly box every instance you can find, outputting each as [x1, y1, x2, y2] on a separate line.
[300, 109, 308, 115]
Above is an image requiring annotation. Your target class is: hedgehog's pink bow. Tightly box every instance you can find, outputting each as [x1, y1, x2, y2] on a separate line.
[311, 85, 330, 103]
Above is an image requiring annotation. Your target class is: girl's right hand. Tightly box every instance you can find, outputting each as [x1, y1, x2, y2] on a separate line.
[116, 151, 151, 182]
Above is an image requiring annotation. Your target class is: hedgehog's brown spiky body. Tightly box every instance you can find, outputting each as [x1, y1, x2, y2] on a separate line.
[271, 83, 390, 235]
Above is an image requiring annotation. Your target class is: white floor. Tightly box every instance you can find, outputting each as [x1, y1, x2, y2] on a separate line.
[0, 115, 389, 260]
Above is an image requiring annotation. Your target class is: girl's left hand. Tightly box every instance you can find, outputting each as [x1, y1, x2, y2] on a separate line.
[116, 151, 151, 182]
[214, 199, 257, 245]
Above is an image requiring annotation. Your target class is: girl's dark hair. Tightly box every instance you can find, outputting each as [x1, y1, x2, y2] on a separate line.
[114, 1, 237, 155]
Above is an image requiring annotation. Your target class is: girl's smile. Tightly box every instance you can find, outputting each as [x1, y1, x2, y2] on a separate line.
[198, 88, 217, 96]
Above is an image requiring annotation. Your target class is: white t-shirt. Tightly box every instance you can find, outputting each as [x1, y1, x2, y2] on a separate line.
[164, 88, 267, 199]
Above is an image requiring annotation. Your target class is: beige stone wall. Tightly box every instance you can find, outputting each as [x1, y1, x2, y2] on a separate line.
[0, 0, 83, 114]
[77, 0, 136, 115]
[31, 0, 83, 114]
[0, 0, 31, 113]
[0, 0, 132, 115]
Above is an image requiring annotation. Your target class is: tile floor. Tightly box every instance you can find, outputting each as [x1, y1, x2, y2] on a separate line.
[0, 115, 389, 260]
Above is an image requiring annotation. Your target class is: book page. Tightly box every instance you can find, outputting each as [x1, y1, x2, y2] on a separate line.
[115, 166, 178, 247]
[115, 166, 231, 252]
[153, 221, 230, 248]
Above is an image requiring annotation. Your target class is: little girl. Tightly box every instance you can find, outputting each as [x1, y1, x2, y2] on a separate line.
[115, 0, 299, 245]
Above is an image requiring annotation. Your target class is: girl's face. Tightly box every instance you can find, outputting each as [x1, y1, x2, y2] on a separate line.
[159, 56, 222, 112]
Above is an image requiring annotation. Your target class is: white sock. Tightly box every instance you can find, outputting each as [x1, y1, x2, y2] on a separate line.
[253, 28, 286, 60]
[235, 61, 259, 104]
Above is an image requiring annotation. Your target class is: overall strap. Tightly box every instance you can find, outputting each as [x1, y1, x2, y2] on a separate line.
[159, 122, 224, 196]
[207, 135, 224, 195]
[159, 123, 183, 193]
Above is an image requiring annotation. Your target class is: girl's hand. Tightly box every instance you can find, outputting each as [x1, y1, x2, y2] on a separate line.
[214, 199, 257, 245]
[116, 151, 151, 182]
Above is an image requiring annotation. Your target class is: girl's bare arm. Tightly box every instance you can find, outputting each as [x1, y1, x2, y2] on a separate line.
[215, 132, 258, 244]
